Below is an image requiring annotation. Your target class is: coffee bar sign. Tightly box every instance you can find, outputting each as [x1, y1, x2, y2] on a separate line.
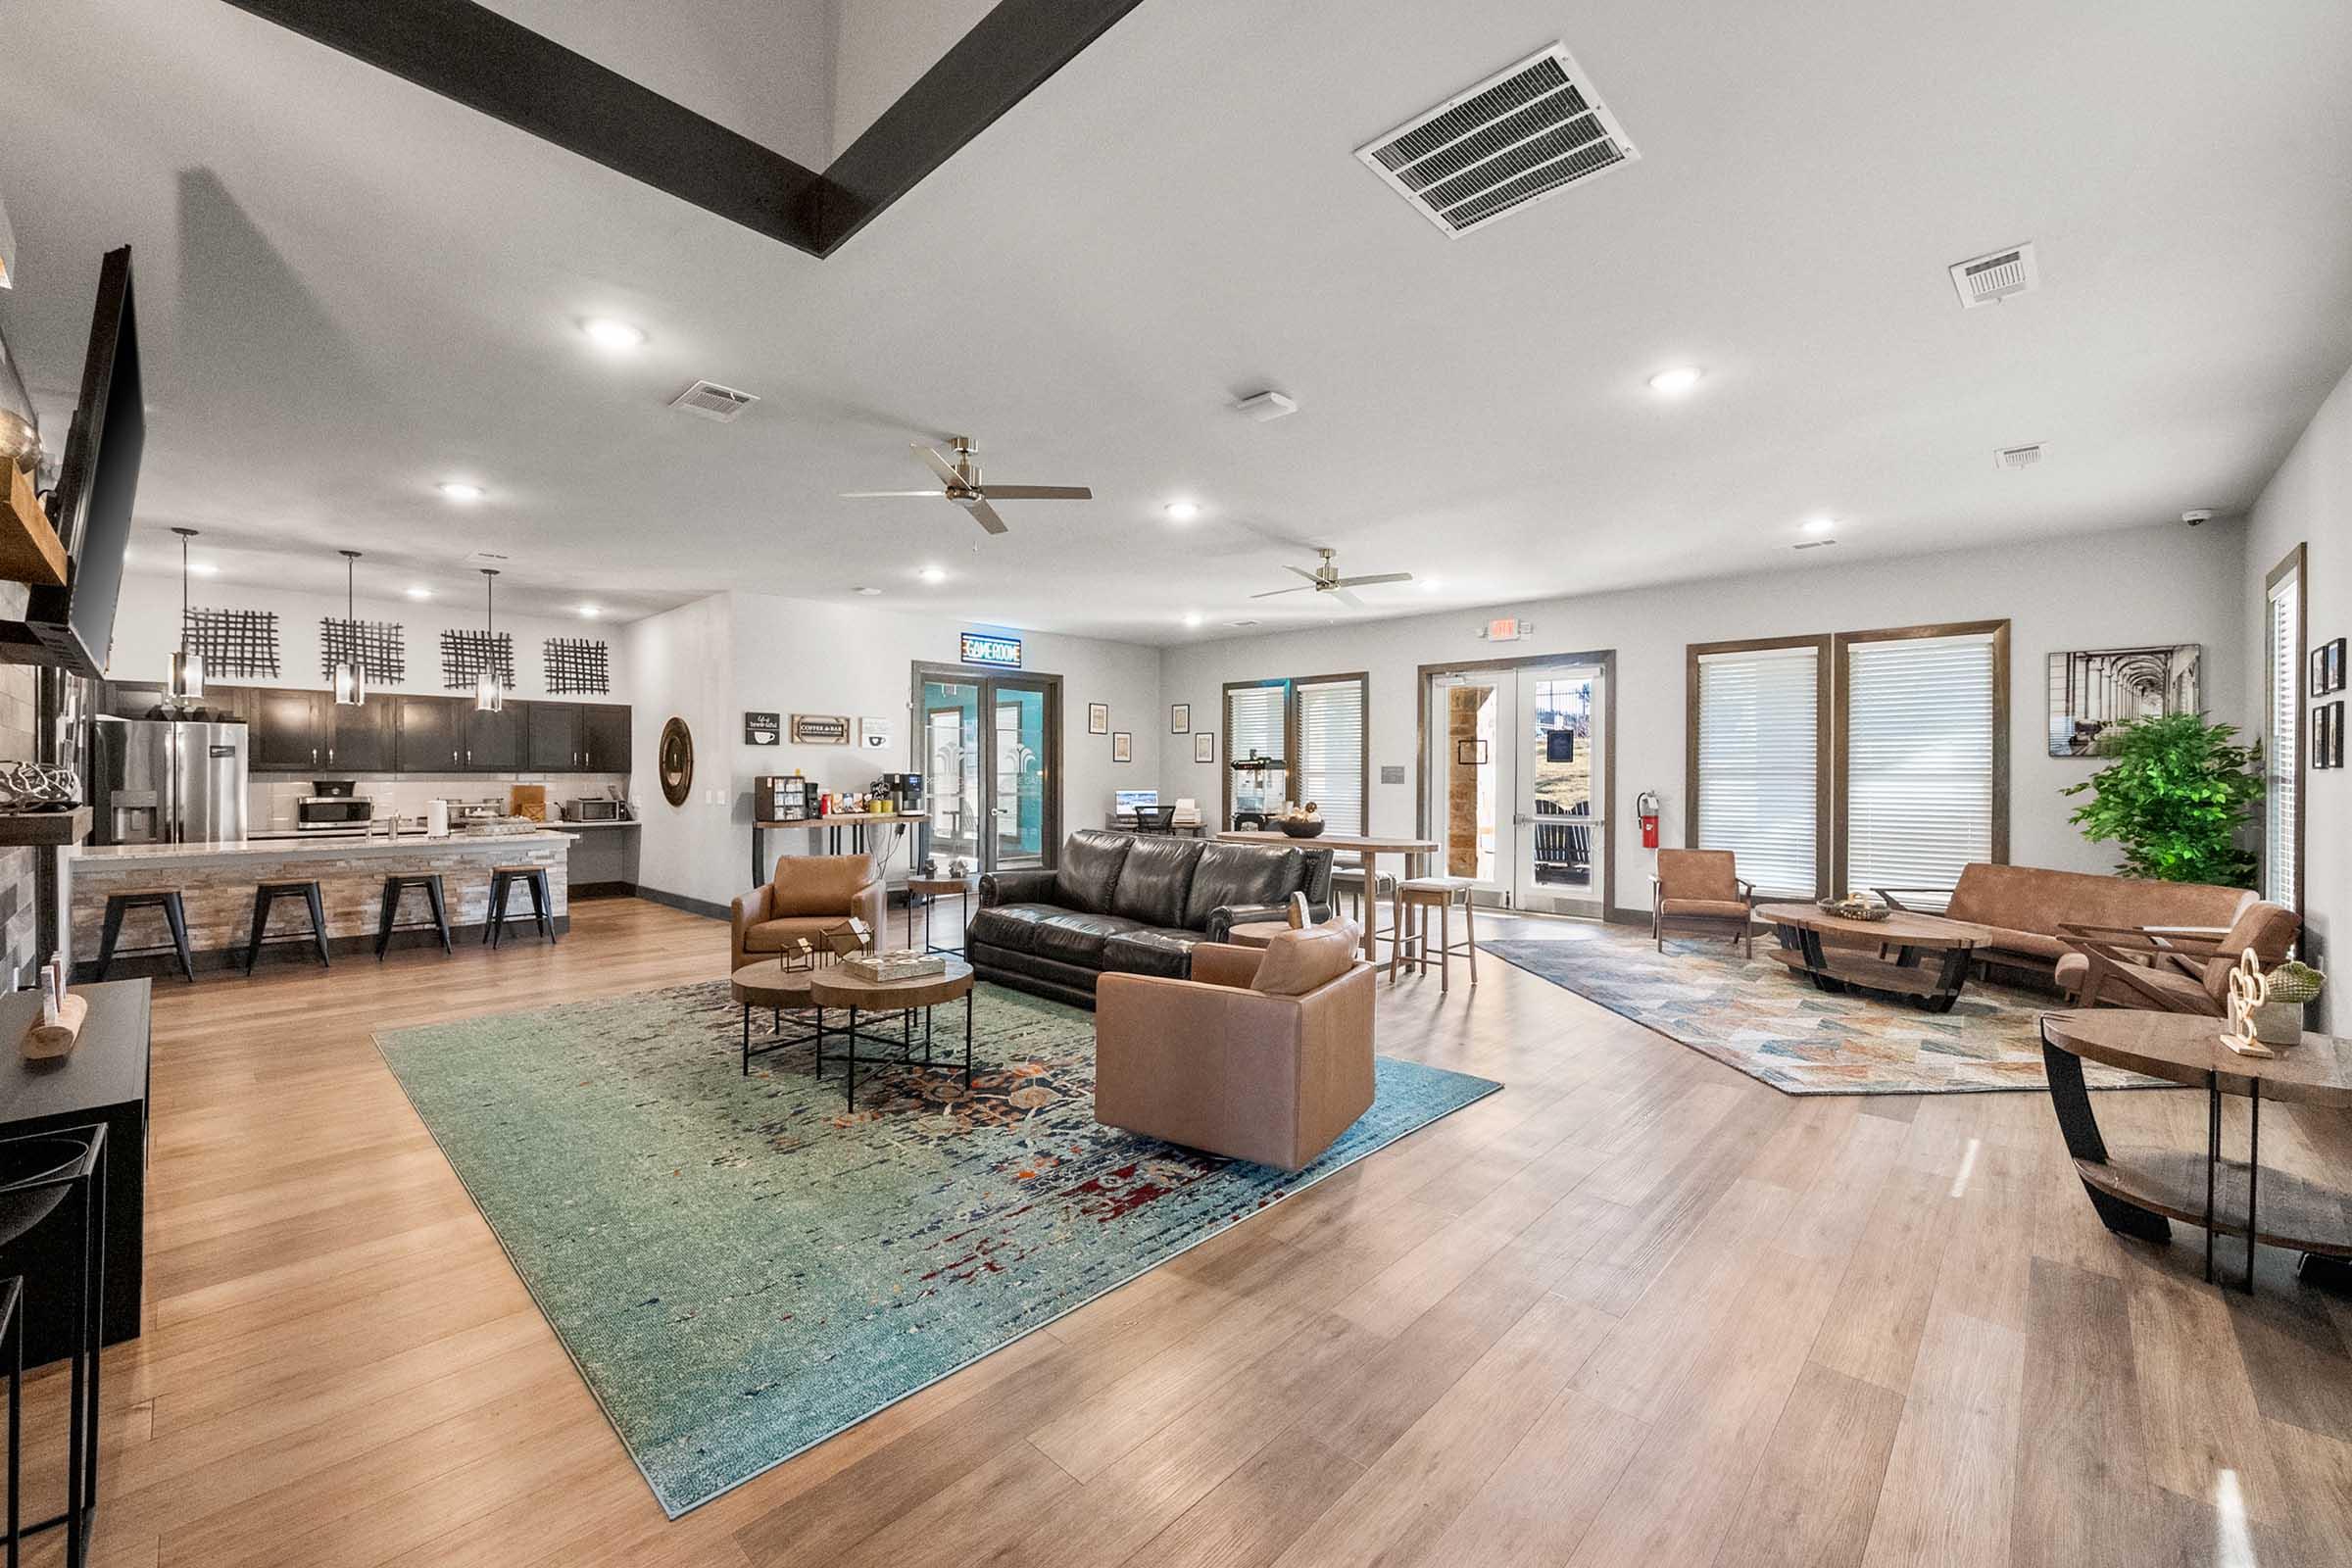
[959, 631, 1023, 668]
[789, 713, 853, 745]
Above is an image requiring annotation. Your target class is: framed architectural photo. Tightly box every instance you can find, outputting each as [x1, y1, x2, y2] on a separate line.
[2330, 701, 2346, 768]
[2328, 638, 2348, 694]
[1111, 731, 1133, 763]
[2046, 644, 2202, 757]
[1171, 703, 1191, 734]
[2312, 646, 2332, 696]
[1087, 702, 1109, 734]
[1194, 732, 1214, 763]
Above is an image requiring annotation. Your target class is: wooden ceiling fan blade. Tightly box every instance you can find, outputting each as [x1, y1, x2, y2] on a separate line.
[913, 444, 963, 487]
[840, 490, 941, 498]
[1335, 571, 1413, 587]
[967, 499, 1009, 535]
[981, 485, 1092, 501]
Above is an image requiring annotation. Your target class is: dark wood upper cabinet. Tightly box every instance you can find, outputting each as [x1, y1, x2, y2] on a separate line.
[249, 688, 327, 771]
[526, 703, 581, 771]
[581, 704, 631, 774]
[394, 695, 463, 773]
[323, 699, 396, 772]
[463, 701, 526, 771]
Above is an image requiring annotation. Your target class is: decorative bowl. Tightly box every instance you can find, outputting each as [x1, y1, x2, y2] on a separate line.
[0, 760, 79, 812]
[1277, 818, 1327, 839]
[1815, 897, 1891, 922]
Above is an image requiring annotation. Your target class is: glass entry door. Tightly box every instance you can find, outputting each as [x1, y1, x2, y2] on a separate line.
[917, 667, 1058, 873]
[1427, 659, 1608, 917]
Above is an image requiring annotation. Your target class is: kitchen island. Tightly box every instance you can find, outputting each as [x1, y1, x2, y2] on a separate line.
[67, 830, 576, 976]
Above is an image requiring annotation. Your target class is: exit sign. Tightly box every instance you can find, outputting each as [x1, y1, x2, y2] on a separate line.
[960, 631, 1023, 667]
[1483, 617, 1530, 642]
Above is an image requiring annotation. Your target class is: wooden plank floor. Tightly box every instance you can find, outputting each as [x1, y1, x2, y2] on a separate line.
[33, 898, 2352, 1566]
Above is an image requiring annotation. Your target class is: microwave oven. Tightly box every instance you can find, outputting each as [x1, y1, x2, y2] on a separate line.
[568, 798, 623, 822]
[297, 795, 375, 831]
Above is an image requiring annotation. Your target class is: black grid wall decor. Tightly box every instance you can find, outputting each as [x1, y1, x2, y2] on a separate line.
[440, 628, 515, 692]
[184, 607, 281, 679]
[543, 637, 611, 696]
[319, 617, 407, 686]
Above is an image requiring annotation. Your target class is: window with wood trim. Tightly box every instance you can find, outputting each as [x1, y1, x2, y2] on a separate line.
[1690, 639, 1829, 899]
[1839, 628, 2005, 901]
[2265, 546, 2305, 909]
[1222, 674, 1368, 831]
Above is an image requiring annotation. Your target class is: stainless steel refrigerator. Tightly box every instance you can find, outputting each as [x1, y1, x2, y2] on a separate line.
[90, 715, 248, 844]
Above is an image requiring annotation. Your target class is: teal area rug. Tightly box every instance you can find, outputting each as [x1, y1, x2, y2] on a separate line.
[1482, 930, 2169, 1096]
[375, 981, 1498, 1517]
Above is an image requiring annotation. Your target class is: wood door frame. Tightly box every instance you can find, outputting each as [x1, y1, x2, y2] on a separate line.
[1684, 634, 1835, 900]
[1831, 618, 2011, 896]
[1218, 673, 1371, 834]
[1413, 649, 1617, 920]
[910, 662, 1063, 871]
[2265, 543, 2307, 913]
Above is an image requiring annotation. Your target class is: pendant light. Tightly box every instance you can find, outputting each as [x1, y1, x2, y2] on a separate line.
[167, 526, 205, 701]
[474, 567, 503, 713]
[331, 549, 367, 706]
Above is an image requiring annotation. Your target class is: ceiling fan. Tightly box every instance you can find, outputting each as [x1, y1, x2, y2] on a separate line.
[840, 435, 1092, 536]
[1250, 547, 1413, 610]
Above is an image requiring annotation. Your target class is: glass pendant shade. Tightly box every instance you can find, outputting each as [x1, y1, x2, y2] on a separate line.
[474, 667, 503, 713]
[333, 549, 367, 707]
[332, 660, 365, 706]
[168, 648, 205, 701]
[474, 565, 503, 711]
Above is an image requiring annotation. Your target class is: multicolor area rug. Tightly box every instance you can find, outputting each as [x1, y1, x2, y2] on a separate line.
[375, 981, 1497, 1517]
[1481, 929, 2169, 1096]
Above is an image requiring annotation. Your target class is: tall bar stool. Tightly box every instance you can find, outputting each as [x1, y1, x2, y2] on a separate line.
[243, 879, 330, 972]
[485, 865, 557, 948]
[374, 873, 453, 959]
[1391, 875, 1480, 992]
[93, 890, 194, 984]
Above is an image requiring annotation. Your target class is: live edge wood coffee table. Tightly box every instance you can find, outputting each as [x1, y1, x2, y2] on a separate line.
[808, 959, 976, 1111]
[2039, 1008, 2352, 1294]
[1752, 902, 1992, 1013]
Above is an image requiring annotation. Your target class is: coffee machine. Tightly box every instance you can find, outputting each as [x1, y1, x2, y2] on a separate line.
[871, 773, 924, 813]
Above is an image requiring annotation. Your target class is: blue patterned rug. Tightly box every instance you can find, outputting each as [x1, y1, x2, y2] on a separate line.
[1482, 930, 2171, 1096]
[375, 980, 1498, 1516]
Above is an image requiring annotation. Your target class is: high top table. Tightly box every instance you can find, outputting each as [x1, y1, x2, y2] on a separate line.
[1216, 831, 1439, 963]
[2039, 1008, 2352, 1293]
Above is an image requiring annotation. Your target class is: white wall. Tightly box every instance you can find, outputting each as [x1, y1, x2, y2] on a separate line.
[1160, 523, 2249, 916]
[626, 591, 1162, 909]
[2245, 361, 2351, 1022]
[107, 570, 630, 703]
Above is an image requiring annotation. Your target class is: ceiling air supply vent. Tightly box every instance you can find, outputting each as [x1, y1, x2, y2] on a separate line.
[1357, 44, 1639, 236]
[669, 380, 760, 422]
[1949, 243, 2039, 308]
[1995, 442, 2047, 470]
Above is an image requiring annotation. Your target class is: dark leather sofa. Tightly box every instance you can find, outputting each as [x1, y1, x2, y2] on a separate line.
[969, 829, 1335, 1006]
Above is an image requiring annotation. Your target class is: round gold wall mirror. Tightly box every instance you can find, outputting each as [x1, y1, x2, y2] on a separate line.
[658, 716, 694, 807]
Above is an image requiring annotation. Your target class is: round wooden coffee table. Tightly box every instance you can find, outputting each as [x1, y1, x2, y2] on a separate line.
[807, 958, 976, 1109]
[1752, 902, 1993, 1013]
[729, 960, 820, 1077]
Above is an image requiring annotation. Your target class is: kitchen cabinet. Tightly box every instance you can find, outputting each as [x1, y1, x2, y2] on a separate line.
[581, 704, 632, 773]
[526, 703, 581, 771]
[395, 695, 463, 773]
[323, 698, 396, 772]
[249, 687, 327, 771]
[463, 701, 525, 771]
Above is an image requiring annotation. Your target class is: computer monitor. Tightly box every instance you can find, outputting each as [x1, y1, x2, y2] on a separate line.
[1113, 789, 1158, 816]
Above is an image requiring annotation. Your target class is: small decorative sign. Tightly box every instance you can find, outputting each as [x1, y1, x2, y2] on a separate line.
[1380, 763, 1406, 785]
[858, 715, 895, 751]
[960, 631, 1023, 668]
[745, 710, 781, 746]
[791, 713, 852, 745]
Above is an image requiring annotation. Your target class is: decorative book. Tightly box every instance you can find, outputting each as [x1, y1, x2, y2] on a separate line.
[842, 951, 947, 983]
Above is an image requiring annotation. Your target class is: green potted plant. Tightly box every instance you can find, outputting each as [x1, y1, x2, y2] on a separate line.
[2062, 713, 2264, 887]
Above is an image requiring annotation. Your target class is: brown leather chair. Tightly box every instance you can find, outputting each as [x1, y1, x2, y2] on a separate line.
[1650, 849, 1757, 956]
[2055, 899, 2300, 1015]
[1094, 941, 1375, 1171]
[730, 854, 887, 971]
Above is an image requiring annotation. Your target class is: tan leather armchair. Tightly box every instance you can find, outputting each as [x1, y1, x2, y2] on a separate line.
[1094, 943, 1375, 1171]
[2055, 899, 2299, 1015]
[1651, 848, 1757, 956]
[730, 854, 887, 971]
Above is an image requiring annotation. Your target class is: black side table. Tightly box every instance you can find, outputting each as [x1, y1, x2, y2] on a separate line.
[904, 877, 975, 956]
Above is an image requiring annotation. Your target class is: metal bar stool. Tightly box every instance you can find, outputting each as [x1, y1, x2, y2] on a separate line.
[374, 873, 453, 959]
[1391, 875, 1480, 992]
[243, 880, 330, 972]
[485, 866, 557, 948]
[0, 1123, 107, 1568]
[92, 890, 194, 984]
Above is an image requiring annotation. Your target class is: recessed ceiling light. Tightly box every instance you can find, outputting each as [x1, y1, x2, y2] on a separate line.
[578, 604, 601, 618]
[406, 585, 432, 600]
[1182, 611, 1203, 628]
[854, 586, 882, 597]
[917, 564, 947, 584]
[1802, 516, 1837, 534]
[187, 562, 219, 577]
[580, 318, 646, 351]
[1163, 501, 1201, 522]
[437, 481, 485, 503]
[1420, 578, 1441, 591]
[1646, 366, 1704, 396]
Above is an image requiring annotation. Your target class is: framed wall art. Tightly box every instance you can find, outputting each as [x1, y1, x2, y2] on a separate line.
[1194, 732, 1214, 763]
[2045, 644, 2202, 757]
[1171, 703, 1190, 733]
[1087, 702, 1109, 734]
[1111, 731, 1133, 763]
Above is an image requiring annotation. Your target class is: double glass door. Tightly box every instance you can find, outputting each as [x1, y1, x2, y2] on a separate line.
[917, 669, 1058, 872]
[1426, 659, 1609, 917]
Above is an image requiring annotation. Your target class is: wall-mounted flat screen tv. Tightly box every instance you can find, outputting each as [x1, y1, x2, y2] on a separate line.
[0, 245, 141, 677]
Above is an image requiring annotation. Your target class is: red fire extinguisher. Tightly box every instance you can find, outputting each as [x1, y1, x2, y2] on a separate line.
[1638, 790, 1661, 850]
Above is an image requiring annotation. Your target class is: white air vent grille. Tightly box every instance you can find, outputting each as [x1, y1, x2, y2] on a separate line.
[1358, 45, 1639, 236]
[1995, 442, 2046, 470]
[1792, 539, 1839, 552]
[1949, 243, 2039, 308]
[463, 550, 513, 565]
[669, 380, 760, 422]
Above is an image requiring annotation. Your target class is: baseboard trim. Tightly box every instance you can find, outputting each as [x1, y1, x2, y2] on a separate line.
[636, 886, 731, 922]
[1604, 905, 1649, 928]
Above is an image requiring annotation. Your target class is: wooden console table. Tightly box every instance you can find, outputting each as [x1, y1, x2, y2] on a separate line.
[2039, 1008, 2352, 1293]
[1753, 903, 1992, 1013]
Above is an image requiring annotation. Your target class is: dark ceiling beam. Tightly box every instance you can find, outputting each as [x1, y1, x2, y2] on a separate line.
[815, 0, 1152, 255]
[219, 0, 830, 256]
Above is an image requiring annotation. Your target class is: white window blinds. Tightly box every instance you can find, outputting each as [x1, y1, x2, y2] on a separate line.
[1843, 633, 1995, 899]
[1225, 685, 1287, 814]
[2266, 567, 2301, 907]
[1695, 645, 1820, 898]
[1297, 677, 1367, 834]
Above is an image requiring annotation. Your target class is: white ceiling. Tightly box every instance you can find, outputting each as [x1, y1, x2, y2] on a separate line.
[2, 0, 2349, 641]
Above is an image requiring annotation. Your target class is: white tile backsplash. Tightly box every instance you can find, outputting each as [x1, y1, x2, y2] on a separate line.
[250, 773, 633, 831]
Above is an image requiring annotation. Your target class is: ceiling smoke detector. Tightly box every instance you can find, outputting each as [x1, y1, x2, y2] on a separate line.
[669, 380, 760, 422]
[1357, 44, 1640, 236]
[1948, 243, 2040, 309]
[1994, 442, 2046, 470]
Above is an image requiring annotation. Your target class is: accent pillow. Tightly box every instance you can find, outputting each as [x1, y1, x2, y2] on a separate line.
[1251, 922, 1359, 997]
